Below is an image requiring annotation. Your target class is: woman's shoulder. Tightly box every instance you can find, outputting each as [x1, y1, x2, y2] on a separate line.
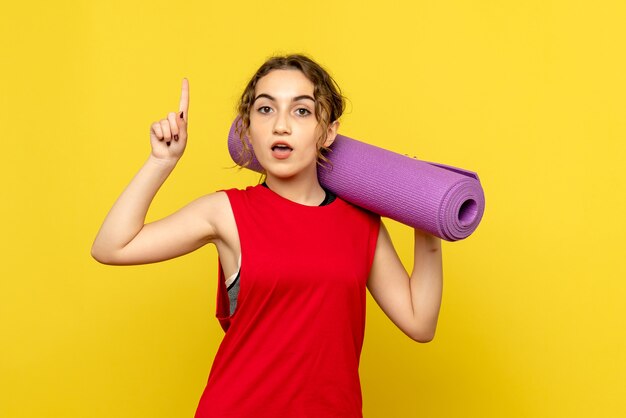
[217, 183, 264, 197]
[333, 197, 381, 232]
[187, 187, 261, 227]
[336, 196, 380, 218]
[187, 190, 233, 224]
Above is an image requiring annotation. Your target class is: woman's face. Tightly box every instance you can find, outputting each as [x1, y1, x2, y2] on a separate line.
[248, 69, 333, 180]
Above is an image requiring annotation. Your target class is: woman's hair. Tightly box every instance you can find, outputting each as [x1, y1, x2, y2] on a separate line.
[235, 54, 346, 168]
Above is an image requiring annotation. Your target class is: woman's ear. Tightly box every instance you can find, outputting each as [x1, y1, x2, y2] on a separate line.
[323, 120, 340, 148]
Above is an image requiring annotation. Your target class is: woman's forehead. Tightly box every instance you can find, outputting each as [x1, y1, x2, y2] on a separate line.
[255, 69, 314, 98]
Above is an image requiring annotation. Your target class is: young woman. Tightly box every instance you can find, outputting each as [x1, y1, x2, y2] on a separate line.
[91, 54, 443, 417]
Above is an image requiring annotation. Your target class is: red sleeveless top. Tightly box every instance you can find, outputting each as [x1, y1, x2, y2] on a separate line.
[195, 184, 381, 418]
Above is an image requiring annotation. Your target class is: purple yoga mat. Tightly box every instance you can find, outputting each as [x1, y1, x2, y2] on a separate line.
[227, 119, 485, 241]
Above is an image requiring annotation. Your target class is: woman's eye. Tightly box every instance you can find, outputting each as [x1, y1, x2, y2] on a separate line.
[257, 106, 272, 114]
[296, 108, 311, 116]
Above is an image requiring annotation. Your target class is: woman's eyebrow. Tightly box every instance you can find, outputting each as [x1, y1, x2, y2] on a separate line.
[253, 93, 315, 103]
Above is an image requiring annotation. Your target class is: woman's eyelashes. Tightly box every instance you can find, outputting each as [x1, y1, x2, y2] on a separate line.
[256, 106, 312, 117]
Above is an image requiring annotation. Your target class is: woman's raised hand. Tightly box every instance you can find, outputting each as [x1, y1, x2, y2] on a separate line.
[149, 78, 190, 162]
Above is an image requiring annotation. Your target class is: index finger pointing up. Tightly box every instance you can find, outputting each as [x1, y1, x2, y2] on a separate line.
[179, 77, 189, 121]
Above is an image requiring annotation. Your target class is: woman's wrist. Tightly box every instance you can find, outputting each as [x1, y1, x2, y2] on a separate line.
[147, 154, 179, 170]
[414, 229, 442, 254]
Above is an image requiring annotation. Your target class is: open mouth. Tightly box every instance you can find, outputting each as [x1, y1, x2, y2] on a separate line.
[271, 144, 293, 151]
[271, 142, 293, 159]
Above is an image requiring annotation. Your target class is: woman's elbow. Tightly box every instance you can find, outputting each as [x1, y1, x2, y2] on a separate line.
[409, 328, 436, 343]
[90, 245, 116, 265]
[91, 248, 108, 264]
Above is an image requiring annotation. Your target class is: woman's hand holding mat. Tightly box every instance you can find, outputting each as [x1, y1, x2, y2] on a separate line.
[227, 118, 485, 241]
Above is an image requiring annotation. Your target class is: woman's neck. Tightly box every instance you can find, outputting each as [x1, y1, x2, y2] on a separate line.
[264, 172, 326, 206]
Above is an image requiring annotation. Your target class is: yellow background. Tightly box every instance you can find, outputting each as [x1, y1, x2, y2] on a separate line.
[1, 0, 625, 417]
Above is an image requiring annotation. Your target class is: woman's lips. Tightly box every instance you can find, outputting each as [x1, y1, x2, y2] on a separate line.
[271, 146, 292, 159]
[271, 141, 293, 160]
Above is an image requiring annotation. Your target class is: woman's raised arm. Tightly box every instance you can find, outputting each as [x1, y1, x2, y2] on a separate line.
[90, 78, 226, 265]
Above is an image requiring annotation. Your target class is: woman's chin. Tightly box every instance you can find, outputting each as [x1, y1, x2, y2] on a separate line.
[262, 163, 308, 181]
[259, 157, 318, 181]
[265, 167, 298, 180]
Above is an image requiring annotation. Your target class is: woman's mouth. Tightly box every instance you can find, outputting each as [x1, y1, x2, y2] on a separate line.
[271, 143, 293, 159]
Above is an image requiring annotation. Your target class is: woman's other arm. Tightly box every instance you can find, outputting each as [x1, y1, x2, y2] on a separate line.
[366, 223, 443, 343]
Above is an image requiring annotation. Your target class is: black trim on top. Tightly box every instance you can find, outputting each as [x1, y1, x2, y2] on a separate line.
[261, 182, 336, 206]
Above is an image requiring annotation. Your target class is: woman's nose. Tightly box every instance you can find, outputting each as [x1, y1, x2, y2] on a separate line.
[273, 111, 291, 135]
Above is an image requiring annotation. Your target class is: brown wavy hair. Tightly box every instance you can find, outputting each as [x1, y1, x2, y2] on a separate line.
[235, 54, 346, 169]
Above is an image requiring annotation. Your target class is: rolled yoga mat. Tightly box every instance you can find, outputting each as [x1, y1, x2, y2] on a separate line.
[227, 119, 485, 241]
